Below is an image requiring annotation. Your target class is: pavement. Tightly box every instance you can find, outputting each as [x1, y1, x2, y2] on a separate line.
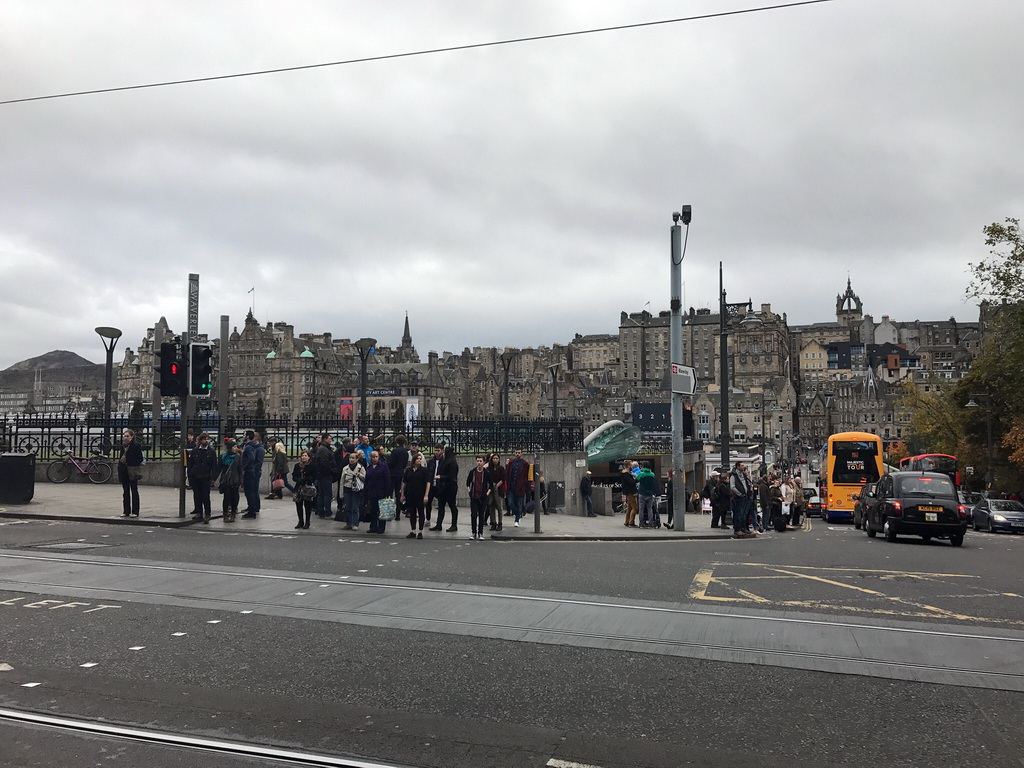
[0, 482, 735, 541]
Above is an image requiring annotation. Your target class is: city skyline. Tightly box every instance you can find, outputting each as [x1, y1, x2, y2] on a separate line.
[2, 1, 1017, 369]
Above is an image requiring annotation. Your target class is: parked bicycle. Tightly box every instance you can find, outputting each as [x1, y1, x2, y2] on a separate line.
[46, 451, 113, 484]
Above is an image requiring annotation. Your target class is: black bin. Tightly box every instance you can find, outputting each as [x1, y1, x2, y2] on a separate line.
[0, 452, 36, 504]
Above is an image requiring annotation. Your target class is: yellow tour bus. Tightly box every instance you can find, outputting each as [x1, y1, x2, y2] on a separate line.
[822, 432, 884, 522]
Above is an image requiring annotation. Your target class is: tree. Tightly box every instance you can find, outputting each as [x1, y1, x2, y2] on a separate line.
[255, 397, 266, 419]
[130, 398, 144, 420]
[968, 218, 1024, 304]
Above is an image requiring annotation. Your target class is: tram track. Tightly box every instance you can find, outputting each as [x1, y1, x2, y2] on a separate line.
[0, 706, 417, 767]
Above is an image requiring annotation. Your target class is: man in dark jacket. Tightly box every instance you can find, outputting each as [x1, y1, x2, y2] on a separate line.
[387, 435, 410, 516]
[580, 471, 595, 517]
[426, 445, 445, 530]
[188, 432, 218, 523]
[240, 430, 264, 519]
[312, 433, 336, 519]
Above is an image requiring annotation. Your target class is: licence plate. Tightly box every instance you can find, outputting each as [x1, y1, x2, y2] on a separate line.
[925, 512, 938, 522]
[919, 506, 942, 512]
[1013, 523, 1024, 528]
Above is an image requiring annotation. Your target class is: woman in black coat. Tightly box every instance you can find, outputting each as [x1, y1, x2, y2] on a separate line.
[291, 449, 318, 529]
[117, 428, 144, 517]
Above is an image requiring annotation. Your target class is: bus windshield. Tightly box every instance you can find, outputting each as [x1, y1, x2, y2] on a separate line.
[830, 441, 882, 485]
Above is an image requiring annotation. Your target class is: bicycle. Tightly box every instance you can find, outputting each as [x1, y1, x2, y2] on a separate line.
[46, 451, 113, 484]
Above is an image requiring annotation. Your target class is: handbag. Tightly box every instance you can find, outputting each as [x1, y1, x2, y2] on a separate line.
[297, 484, 317, 500]
[272, 477, 284, 492]
[128, 465, 143, 482]
[378, 497, 397, 521]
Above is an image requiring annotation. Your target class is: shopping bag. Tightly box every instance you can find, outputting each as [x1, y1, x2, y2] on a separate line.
[378, 497, 397, 521]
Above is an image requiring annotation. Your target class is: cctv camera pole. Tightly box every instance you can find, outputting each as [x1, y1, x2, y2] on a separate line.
[670, 208, 689, 532]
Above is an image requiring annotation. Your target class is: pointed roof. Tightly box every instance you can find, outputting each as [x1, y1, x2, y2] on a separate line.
[402, 312, 412, 347]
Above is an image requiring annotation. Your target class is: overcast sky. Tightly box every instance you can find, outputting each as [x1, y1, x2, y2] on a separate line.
[2, 0, 1021, 369]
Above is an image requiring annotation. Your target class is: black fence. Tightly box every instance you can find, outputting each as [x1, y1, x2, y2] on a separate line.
[1, 415, 585, 462]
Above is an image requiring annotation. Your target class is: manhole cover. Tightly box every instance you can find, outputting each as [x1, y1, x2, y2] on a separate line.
[30, 542, 112, 551]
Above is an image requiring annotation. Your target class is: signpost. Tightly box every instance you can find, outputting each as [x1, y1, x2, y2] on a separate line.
[670, 363, 696, 396]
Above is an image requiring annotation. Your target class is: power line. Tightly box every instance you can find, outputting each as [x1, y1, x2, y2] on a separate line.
[1, 0, 835, 107]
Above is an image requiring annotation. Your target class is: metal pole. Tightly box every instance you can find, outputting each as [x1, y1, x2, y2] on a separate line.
[986, 408, 994, 490]
[670, 219, 685, 531]
[219, 315, 229, 429]
[533, 451, 542, 534]
[360, 351, 368, 432]
[719, 263, 730, 477]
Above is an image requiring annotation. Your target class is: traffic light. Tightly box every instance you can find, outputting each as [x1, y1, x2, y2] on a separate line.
[189, 342, 214, 398]
[154, 341, 186, 397]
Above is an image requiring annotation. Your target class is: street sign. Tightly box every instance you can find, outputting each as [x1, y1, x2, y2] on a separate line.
[670, 363, 696, 396]
[965, 466, 974, 475]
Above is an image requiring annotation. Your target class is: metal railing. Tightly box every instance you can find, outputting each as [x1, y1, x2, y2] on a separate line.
[1, 414, 585, 461]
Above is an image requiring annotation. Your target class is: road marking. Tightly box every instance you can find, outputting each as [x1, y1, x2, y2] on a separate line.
[688, 562, 1020, 626]
[3, 551, 1019, 641]
[548, 760, 604, 768]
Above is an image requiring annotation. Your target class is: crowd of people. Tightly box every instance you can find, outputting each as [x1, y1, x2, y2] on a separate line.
[701, 461, 806, 538]
[184, 431, 545, 538]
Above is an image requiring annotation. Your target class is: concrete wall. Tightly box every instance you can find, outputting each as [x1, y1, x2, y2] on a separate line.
[33, 452, 595, 515]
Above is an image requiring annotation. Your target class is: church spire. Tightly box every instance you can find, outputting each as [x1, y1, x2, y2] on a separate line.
[402, 312, 412, 347]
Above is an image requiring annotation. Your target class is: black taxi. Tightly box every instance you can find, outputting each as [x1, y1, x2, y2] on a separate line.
[863, 471, 968, 547]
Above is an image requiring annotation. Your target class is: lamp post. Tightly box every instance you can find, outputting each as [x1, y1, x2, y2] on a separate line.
[95, 326, 122, 453]
[966, 394, 994, 490]
[354, 337, 376, 432]
[500, 350, 517, 416]
[718, 262, 760, 475]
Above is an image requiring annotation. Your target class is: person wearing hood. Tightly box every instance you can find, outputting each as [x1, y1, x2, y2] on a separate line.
[637, 461, 661, 528]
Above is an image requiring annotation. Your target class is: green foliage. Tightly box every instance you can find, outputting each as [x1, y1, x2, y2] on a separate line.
[130, 398, 144, 420]
[968, 217, 1024, 303]
[255, 397, 266, 419]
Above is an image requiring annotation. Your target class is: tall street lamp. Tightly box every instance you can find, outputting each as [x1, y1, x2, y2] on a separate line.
[95, 326, 122, 453]
[500, 350, 517, 416]
[966, 393, 994, 490]
[354, 337, 376, 432]
[718, 263, 760, 473]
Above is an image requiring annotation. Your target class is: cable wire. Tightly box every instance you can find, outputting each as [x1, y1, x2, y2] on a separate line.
[1, 0, 836, 106]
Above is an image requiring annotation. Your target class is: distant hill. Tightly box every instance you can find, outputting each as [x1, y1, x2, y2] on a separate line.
[4, 350, 97, 372]
[0, 351, 105, 396]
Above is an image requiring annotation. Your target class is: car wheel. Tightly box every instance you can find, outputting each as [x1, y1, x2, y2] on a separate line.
[854, 515, 861, 530]
[866, 519, 876, 538]
[921, 534, 932, 543]
[950, 533, 964, 547]
[972, 518, 980, 532]
[884, 521, 897, 542]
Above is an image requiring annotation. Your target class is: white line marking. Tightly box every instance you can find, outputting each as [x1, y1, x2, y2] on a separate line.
[21, 682, 41, 687]
[171, 632, 187, 637]
[128, 647, 144, 651]
[79, 663, 98, 668]
[207, 620, 221, 624]
[2, 551, 1015, 643]
[548, 759, 604, 768]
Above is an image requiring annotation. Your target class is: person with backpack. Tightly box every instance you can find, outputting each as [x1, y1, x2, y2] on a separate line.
[711, 474, 732, 529]
[637, 461, 661, 528]
[217, 439, 243, 523]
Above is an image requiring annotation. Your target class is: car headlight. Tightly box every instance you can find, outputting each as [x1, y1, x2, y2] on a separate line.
[992, 514, 1006, 522]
